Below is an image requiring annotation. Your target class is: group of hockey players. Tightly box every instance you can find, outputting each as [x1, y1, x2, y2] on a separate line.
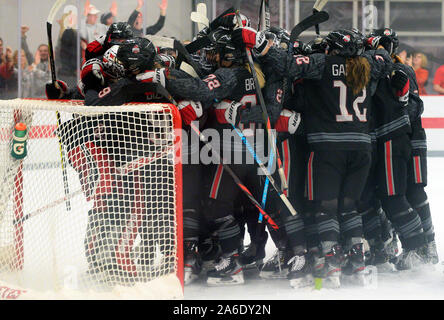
[45, 7, 439, 289]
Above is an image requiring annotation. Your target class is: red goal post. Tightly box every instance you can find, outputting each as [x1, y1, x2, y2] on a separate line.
[0, 98, 183, 299]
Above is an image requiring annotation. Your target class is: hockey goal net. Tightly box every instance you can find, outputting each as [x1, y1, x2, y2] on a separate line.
[0, 98, 183, 299]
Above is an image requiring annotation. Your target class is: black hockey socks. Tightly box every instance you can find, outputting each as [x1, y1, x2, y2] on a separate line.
[382, 195, 426, 250]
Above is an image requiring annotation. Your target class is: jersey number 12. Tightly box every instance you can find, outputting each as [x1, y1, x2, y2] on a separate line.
[334, 80, 367, 122]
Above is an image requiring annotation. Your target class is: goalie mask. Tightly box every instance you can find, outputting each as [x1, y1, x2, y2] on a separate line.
[324, 29, 365, 57]
[102, 45, 125, 79]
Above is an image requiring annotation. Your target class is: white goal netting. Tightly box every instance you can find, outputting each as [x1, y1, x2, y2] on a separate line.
[0, 99, 183, 299]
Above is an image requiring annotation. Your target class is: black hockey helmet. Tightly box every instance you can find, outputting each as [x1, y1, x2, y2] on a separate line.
[307, 36, 327, 54]
[105, 22, 134, 45]
[324, 29, 365, 57]
[213, 28, 245, 64]
[203, 28, 245, 65]
[368, 28, 399, 55]
[117, 37, 157, 74]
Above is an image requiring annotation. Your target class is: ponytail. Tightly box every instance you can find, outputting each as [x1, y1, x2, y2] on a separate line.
[346, 56, 371, 95]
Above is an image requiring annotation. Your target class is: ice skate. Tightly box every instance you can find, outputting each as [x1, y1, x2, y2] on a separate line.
[342, 243, 366, 286]
[184, 242, 202, 285]
[206, 254, 244, 286]
[313, 244, 344, 289]
[287, 253, 314, 289]
[239, 239, 266, 270]
[259, 248, 290, 279]
[395, 248, 426, 271]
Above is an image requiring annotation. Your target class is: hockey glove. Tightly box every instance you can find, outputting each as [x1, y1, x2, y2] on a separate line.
[136, 68, 169, 87]
[177, 100, 204, 126]
[85, 35, 106, 60]
[365, 36, 381, 50]
[293, 40, 311, 55]
[274, 109, 301, 134]
[214, 100, 265, 127]
[45, 80, 68, 99]
[232, 27, 269, 56]
[81, 58, 105, 91]
[391, 69, 410, 106]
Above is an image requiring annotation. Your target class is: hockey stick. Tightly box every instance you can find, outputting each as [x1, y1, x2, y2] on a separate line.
[289, 10, 329, 43]
[185, 7, 237, 54]
[313, 0, 329, 36]
[47, 0, 71, 211]
[235, 11, 289, 193]
[191, 3, 209, 32]
[154, 84, 279, 230]
[258, 0, 271, 228]
[230, 125, 296, 216]
[264, 0, 271, 30]
[258, 0, 270, 31]
[258, 0, 264, 30]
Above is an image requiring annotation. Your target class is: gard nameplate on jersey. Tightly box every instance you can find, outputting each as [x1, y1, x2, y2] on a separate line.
[332, 64, 346, 77]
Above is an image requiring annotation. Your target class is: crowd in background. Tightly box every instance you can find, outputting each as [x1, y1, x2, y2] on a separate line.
[4, 0, 444, 99]
[0, 0, 168, 99]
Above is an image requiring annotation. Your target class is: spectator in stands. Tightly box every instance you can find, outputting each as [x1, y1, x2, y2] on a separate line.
[80, 3, 108, 44]
[0, 46, 15, 98]
[57, 28, 82, 88]
[34, 44, 50, 73]
[20, 26, 34, 65]
[0, 37, 4, 64]
[100, 1, 118, 26]
[433, 64, 444, 95]
[13, 49, 32, 97]
[128, 0, 168, 37]
[0, 37, 5, 96]
[412, 52, 429, 95]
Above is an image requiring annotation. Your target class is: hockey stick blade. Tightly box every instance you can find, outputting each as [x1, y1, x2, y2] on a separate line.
[290, 10, 329, 43]
[185, 7, 237, 54]
[47, 0, 66, 24]
[194, 2, 209, 31]
[191, 12, 209, 30]
[313, 0, 329, 12]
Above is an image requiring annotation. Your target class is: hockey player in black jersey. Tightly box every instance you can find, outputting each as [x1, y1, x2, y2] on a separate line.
[233, 26, 394, 287]
[240, 27, 315, 288]
[160, 28, 285, 286]
[367, 28, 438, 269]
[46, 38, 182, 284]
[361, 29, 423, 271]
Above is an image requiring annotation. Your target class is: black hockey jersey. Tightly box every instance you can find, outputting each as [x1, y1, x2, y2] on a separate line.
[302, 55, 373, 151]
[372, 74, 411, 142]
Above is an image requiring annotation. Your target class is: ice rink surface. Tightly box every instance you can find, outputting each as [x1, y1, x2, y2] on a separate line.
[184, 156, 444, 301]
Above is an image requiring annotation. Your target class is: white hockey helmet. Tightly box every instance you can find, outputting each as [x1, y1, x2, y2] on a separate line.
[102, 45, 125, 79]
